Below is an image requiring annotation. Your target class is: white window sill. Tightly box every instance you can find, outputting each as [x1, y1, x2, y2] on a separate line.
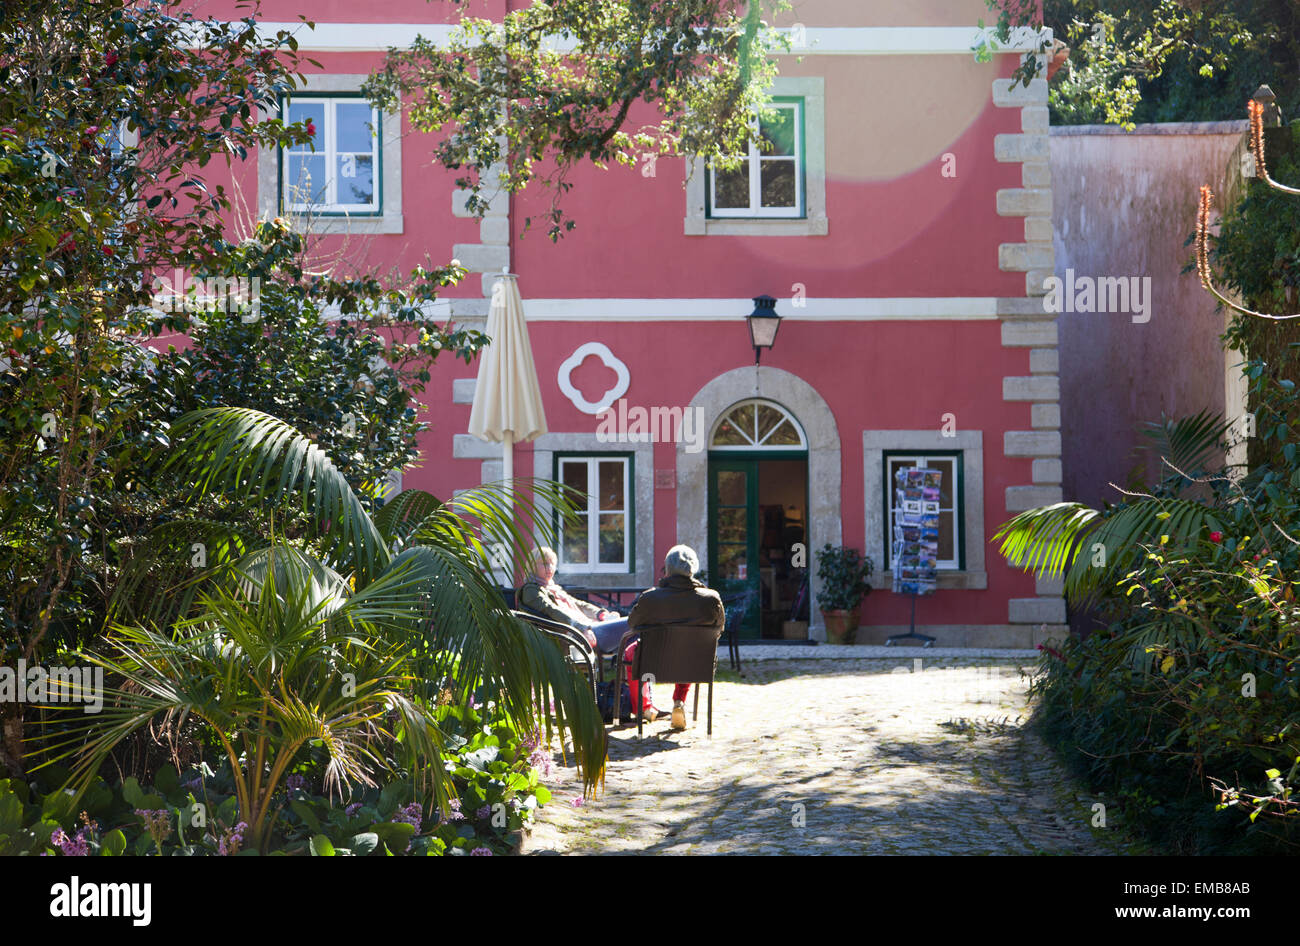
[869, 570, 988, 591]
[685, 215, 828, 237]
[279, 211, 404, 235]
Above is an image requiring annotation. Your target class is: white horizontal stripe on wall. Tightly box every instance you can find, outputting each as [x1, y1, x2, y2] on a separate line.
[249, 24, 1048, 55]
[314, 297, 999, 322]
[518, 297, 999, 322]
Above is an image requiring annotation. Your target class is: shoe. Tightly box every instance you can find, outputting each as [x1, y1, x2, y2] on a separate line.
[640, 705, 659, 723]
[670, 701, 687, 732]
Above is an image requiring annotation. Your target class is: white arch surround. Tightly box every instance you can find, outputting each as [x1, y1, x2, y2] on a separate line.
[677, 366, 842, 640]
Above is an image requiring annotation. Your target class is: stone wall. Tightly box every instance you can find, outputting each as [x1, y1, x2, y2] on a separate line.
[1051, 122, 1246, 512]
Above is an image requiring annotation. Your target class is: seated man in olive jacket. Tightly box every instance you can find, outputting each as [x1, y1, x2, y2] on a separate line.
[625, 544, 725, 731]
[517, 546, 629, 654]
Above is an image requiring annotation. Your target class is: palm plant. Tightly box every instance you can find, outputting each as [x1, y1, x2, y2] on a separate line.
[993, 410, 1231, 608]
[43, 407, 604, 848]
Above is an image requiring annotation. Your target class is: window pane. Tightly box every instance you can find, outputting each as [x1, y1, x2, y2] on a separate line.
[759, 107, 796, 156]
[716, 544, 747, 580]
[563, 514, 589, 565]
[937, 511, 955, 562]
[337, 153, 374, 205]
[926, 458, 956, 507]
[287, 102, 325, 150]
[712, 165, 750, 209]
[598, 513, 625, 564]
[760, 159, 797, 208]
[285, 154, 327, 204]
[717, 507, 747, 545]
[335, 102, 375, 152]
[598, 461, 624, 512]
[766, 419, 801, 445]
[712, 416, 749, 446]
[561, 461, 588, 497]
[716, 470, 747, 506]
[755, 403, 786, 443]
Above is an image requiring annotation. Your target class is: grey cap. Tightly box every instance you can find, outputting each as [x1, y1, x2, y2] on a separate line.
[664, 544, 699, 578]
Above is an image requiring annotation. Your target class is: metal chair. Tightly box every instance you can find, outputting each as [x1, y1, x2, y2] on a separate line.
[510, 610, 599, 701]
[612, 623, 723, 735]
[719, 590, 757, 675]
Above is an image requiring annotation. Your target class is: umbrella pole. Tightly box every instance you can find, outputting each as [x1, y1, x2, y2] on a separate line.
[503, 430, 514, 581]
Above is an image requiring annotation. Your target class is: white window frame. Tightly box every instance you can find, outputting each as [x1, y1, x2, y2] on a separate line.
[557, 455, 632, 573]
[709, 398, 808, 450]
[281, 96, 381, 215]
[889, 452, 961, 569]
[685, 76, 826, 237]
[707, 99, 804, 219]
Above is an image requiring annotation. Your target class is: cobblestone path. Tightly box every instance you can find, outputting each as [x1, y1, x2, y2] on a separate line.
[525, 657, 1106, 855]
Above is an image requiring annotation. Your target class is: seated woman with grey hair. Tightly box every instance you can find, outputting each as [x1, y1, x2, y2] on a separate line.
[517, 546, 630, 654]
[623, 544, 725, 731]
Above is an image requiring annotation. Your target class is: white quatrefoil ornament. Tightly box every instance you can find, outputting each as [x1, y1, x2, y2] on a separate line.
[556, 342, 630, 415]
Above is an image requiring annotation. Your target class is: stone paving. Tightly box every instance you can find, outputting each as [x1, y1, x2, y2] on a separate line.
[525, 655, 1109, 855]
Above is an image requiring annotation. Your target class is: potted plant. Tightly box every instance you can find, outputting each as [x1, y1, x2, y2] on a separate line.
[816, 545, 873, 644]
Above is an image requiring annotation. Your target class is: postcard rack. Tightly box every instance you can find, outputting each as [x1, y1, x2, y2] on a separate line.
[885, 466, 940, 647]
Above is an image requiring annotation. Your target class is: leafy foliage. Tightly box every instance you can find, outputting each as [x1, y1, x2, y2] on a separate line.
[999, 370, 1300, 852]
[2, 693, 555, 856]
[977, 1, 1299, 127]
[815, 544, 873, 612]
[35, 407, 604, 851]
[364, 0, 789, 239]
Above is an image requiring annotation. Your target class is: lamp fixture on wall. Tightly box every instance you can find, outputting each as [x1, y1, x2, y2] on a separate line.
[747, 294, 782, 365]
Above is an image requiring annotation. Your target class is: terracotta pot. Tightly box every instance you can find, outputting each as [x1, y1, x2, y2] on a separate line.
[821, 609, 860, 645]
[1047, 41, 1070, 81]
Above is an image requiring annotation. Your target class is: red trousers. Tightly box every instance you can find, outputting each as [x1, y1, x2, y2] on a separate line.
[624, 640, 690, 711]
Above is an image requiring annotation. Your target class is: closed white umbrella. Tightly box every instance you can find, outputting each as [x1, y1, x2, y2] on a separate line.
[467, 270, 547, 507]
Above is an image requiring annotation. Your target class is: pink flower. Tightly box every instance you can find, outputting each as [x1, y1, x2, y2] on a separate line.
[1209, 531, 1223, 544]
[305, 120, 316, 137]
[569, 797, 583, 808]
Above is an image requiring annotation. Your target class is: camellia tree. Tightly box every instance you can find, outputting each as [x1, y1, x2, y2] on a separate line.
[0, 0, 322, 776]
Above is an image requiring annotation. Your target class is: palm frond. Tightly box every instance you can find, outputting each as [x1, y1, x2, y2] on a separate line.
[107, 517, 260, 628]
[993, 502, 1102, 580]
[994, 498, 1221, 606]
[1139, 408, 1231, 479]
[371, 488, 443, 549]
[404, 479, 580, 576]
[372, 544, 606, 789]
[166, 407, 388, 582]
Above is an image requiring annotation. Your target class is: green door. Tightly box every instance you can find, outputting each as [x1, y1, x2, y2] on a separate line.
[708, 459, 761, 638]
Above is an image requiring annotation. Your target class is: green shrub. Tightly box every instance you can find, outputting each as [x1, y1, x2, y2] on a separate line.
[1001, 367, 1300, 853]
[815, 545, 873, 612]
[2, 695, 555, 856]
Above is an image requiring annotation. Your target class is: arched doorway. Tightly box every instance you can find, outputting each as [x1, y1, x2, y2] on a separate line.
[677, 366, 842, 641]
[708, 399, 809, 638]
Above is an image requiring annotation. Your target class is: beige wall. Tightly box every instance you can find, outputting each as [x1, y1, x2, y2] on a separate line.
[1051, 122, 1245, 509]
[777, 0, 994, 28]
[778, 54, 997, 181]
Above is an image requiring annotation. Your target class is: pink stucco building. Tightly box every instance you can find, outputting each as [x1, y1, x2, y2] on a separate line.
[201, 0, 1065, 646]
